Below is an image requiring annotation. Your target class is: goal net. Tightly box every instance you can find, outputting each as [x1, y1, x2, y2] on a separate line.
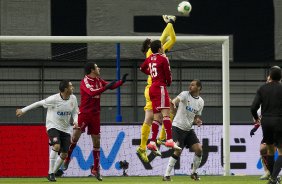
[0, 36, 230, 177]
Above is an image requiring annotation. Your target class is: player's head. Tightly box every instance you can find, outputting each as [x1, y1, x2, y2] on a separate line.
[85, 62, 100, 76]
[189, 79, 202, 95]
[150, 40, 163, 54]
[141, 38, 151, 55]
[269, 66, 281, 81]
[59, 80, 74, 95]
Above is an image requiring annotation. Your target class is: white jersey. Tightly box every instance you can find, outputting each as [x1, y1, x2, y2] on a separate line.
[21, 93, 78, 134]
[172, 91, 204, 131]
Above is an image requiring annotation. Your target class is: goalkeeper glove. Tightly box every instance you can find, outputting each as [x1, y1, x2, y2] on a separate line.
[122, 73, 129, 83]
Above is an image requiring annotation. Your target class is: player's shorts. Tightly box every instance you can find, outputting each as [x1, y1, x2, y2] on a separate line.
[172, 126, 200, 149]
[144, 86, 152, 111]
[78, 112, 100, 135]
[47, 128, 71, 153]
[261, 116, 282, 147]
[149, 85, 170, 113]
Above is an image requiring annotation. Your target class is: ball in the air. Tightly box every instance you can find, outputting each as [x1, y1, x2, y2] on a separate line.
[177, 1, 192, 15]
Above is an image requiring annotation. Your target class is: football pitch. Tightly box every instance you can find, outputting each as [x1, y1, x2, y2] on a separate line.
[1, 176, 268, 184]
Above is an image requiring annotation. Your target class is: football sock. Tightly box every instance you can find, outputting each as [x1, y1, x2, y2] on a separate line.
[140, 122, 151, 150]
[165, 154, 179, 176]
[49, 149, 58, 174]
[272, 155, 282, 179]
[159, 124, 166, 141]
[53, 156, 64, 173]
[163, 116, 172, 140]
[93, 148, 100, 171]
[192, 154, 202, 173]
[151, 120, 161, 142]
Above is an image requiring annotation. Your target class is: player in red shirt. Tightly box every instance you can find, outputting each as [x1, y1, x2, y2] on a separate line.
[140, 40, 181, 153]
[62, 62, 128, 181]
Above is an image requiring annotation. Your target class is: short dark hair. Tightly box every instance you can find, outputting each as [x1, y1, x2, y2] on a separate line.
[270, 66, 281, 81]
[59, 80, 70, 92]
[150, 40, 162, 53]
[84, 62, 96, 75]
[193, 79, 202, 91]
[141, 38, 151, 54]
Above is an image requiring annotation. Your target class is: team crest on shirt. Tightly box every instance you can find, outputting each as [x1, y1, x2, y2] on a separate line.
[86, 84, 91, 88]
[70, 102, 74, 108]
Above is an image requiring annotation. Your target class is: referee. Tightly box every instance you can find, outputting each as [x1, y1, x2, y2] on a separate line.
[251, 66, 282, 184]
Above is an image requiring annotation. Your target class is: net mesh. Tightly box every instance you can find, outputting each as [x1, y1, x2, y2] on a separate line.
[0, 40, 224, 176]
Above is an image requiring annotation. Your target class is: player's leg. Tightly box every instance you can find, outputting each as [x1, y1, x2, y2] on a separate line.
[137, 87, 153, 162]
[269, 130, 282, 184]
[262, 122, 275, 176]
[260, 142, 270, 180]
[157, 101, 176, 145]
[53, 131, 71, 175]
[188, 130, 202, 181]
[158, 89, 181, 150]
[163, 126, 184, 181]
[147, 112, 162, 155]
[89, 112, 102, 181]
[160, 15, 176, 52]
[47, 128, 61, 182]
[62, 127, 82, 171]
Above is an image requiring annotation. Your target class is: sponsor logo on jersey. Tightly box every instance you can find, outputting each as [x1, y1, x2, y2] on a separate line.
[57, 111, 72, 116]
[186, 106, 198, 114]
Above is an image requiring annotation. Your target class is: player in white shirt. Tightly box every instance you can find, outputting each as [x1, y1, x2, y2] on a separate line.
[16, 80, 78, 182]
[163, 79, 204, 181]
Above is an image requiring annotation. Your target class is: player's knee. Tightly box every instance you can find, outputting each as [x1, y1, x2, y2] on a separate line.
[260, 147, 267, 155]
[144, 119, 153, 125]
[71, 137, 78, 144]
[60, 152, 68, 159]
[53, 144, 60, 152]
[195, 145, 203, 156]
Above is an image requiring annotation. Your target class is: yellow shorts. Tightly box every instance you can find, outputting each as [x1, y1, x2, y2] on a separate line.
[144, 86, 152, 111]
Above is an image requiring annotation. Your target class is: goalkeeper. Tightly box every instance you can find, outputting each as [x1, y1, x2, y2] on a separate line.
[136, 15, 177, 162]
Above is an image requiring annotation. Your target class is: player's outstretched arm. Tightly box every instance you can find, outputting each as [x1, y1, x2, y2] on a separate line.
[16, 100, 45, 117]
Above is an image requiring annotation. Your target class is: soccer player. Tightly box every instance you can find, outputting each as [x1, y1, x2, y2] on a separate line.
[16, 80, 78, 182]
[62, 62, 128, 181]
[251, 66, 282, 184]
[140, 39, 181, 155]
[163, 80, 204, 181]
[249, 75, 273, 180]
[137, 15, 177, 162]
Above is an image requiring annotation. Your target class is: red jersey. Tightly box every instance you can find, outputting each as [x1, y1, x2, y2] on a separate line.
[140, 53, 172, 87]
[79, 75, 123, 114]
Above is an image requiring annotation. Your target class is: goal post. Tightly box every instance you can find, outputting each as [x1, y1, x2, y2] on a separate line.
[0, 35, 230, 176]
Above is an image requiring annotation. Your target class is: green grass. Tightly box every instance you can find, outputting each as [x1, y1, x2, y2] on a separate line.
[0, 176, 268, 184]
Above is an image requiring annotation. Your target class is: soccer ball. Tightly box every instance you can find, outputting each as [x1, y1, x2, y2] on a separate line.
[177, 1, 192, 15]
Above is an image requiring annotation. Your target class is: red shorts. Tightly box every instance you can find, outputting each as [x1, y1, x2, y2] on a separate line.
[149, 85, 170, 113]
[78, 112, 100, 135]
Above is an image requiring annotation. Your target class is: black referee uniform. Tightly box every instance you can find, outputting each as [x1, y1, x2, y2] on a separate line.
[250, 66, 282, 183]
